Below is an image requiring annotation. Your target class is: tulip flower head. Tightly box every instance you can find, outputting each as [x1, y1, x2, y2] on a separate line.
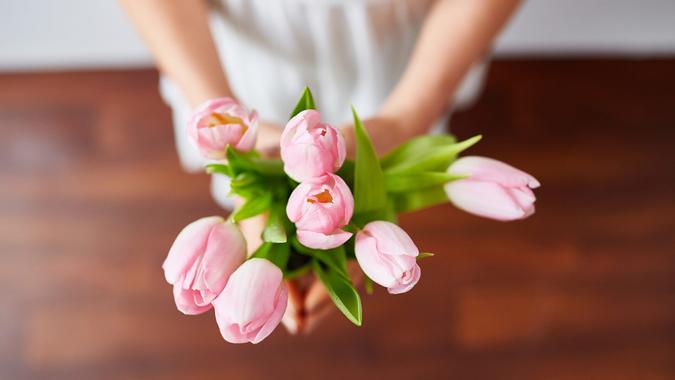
[445, 156, 540, 221]
[280, 110, 346, 182]
[213, 258, 288, 344]
[286, 173, 354, 250]
[163, 216, 247, 315]
[355, 221, 421, 294]
[188, 97, 258, 158]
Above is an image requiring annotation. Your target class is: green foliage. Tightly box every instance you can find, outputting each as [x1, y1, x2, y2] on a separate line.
[312, 259, 362, 326]
[380, 134, 457, 170]
[205, 163, 232, 177]
[225, 146, 284, 177]
[384, 172, 465, 194]
[289, 236, 360, 325]
[289, 87, 316, 119]
[364, 275, 374, 295]
[336, 159, 355, 188]
[230, 191, 272, 222]
[251, 242, 291, 270]
[202, 89, 486, 328]
[384, 135, 482, 175]
[417, 252, 435, 260]
[390, 185, 450, 213]
[291, 236, 349, 280]
[352, 107, 388, 225]
[262, 203, 288, 243]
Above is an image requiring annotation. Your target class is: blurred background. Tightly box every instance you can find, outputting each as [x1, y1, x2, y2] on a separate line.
[1, 1, 674, 379]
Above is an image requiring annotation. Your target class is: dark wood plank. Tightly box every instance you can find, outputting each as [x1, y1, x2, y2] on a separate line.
[0, 60, 673, 379]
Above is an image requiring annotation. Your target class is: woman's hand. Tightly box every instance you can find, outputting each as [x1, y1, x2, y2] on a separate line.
[236, 208, 364, 335]
[340, 110, 429, 158]
[256, 121, 283, 158]
[283, 261, 363, 334]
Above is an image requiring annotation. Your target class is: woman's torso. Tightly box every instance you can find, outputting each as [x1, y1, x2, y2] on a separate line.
[208, 0, 436, 124]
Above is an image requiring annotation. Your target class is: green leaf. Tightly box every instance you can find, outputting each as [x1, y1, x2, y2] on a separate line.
[263, 203, 287, 243]
[391, 185, 450, 213]
[312, 259, 362, 326]
[352, 198, 398, 226]
[284, 262, 311, 279]
[289, 86, 316, 119]
[267, 242, 291, 269]
[226, 146, 284, 177]
[205, 163, 232, 177]
[384, 172, 466, 193]
[352, 107, 387, 219]
[290, 236, 349, 280]
[283, 252, 312, 279]
[251, 242, 291, 271]
[364, 275, 374, 295]
[230, 172, 262, 193]
[380, 134, 457, 170]
[417, 252, 434, 260]
[335, 159, 355, 188]
[385, 135, 482, 174]
[230, 192, 271, 222]
[250, 242, 271, 259]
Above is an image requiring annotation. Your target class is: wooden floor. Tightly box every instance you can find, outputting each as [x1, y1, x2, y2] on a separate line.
[1, 60, 674, 380]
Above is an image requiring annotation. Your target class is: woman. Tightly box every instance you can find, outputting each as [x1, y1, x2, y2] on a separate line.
[120, 0, 520, 333]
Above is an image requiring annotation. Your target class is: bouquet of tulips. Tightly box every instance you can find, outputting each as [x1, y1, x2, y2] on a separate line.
[163, 88, 540, 344]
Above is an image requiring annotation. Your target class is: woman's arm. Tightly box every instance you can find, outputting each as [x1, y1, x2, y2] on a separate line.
[348, 0, 521, 155]
[119, 0, 231, 107]
[119, 0, 282, 151]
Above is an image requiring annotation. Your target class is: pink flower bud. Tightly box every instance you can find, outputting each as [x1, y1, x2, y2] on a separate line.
[445, 156, 541, 221]
[286, 173, 354, 250]
[163, 216, 246, 315]
[187, 97, 258, 159]
[212, 258, 288, 344]
[280, 110, 346, 182]
[355, 221, 421, 294]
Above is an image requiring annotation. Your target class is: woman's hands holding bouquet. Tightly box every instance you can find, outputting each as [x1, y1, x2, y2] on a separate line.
[162, 87, 540, 344]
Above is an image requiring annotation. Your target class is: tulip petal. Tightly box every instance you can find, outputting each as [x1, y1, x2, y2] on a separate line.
[282, 143, 325, 182]
[194, 97, 238, 115]
[445, 180, 530, 221]
[387, 264, 421, 295]
[188, 97, 257, 157]
[163, 216, 224, 284]
[286, 182, 312, 223]
[235, 110, 258, 152]
[213, 259, 287, 344]
[251, 283, 288, 344]
[297, 229, 353, 250]
[364, 221, 418, 257]
[200, 223, 246, 294]
[354, 233, 397, 288]
[448, 156, 540, 189]
[172, 280, 213, 315]
[335, 128, 347, 170]
[280, 110, 345, 182]
[508, 187, 536, 218]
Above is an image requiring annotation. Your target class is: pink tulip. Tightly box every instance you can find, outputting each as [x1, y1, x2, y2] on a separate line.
[286, 173, 354, 250]
[445, 156, 541, 221]
[163, 216, 247, 315]
[280, 110, 346, 182]
[212, 258, 288, 344]
[187, 97, 258, 159]
[355, 221, 421, 294]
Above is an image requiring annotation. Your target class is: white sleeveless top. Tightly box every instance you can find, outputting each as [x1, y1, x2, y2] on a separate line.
[161, 0, 487, 174]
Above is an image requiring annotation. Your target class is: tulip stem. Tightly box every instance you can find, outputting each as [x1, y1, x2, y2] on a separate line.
[343, 223, 361, 234]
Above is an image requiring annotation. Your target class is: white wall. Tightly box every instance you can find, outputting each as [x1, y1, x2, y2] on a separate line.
[1, 0, 674, 72]
[495, 0, 675, 56]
